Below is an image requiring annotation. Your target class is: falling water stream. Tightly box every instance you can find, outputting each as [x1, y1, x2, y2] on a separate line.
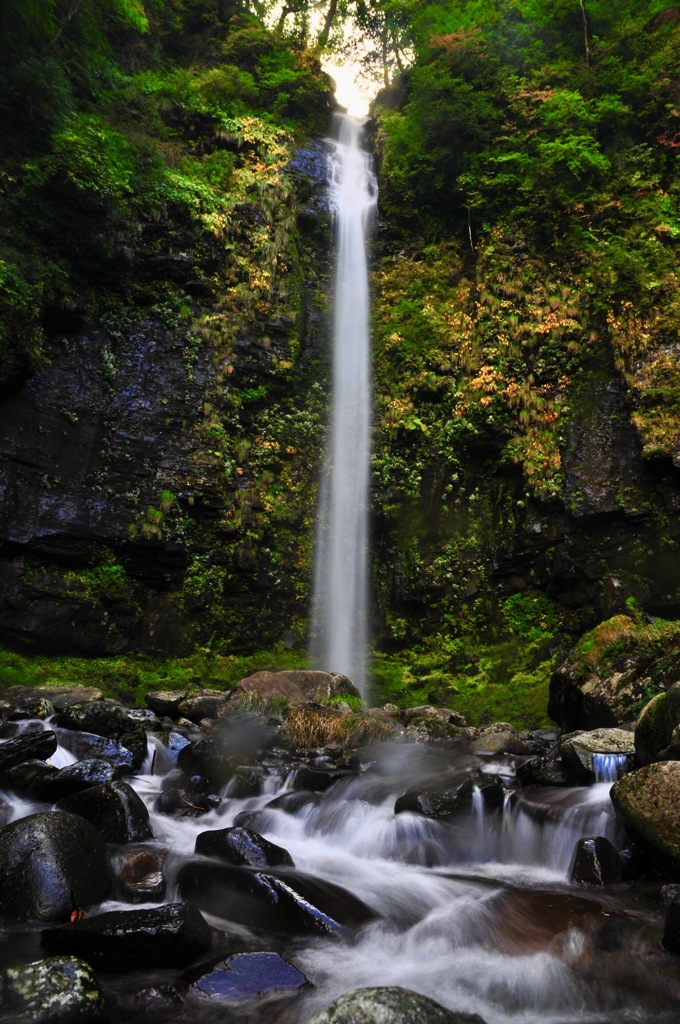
[310, 114, 377, 696]
[2, 722, 680, 1023]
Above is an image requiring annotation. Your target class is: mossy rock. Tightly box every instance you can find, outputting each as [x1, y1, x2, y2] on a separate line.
[610, 762, 680, 875]
[635, 683, 680, 765]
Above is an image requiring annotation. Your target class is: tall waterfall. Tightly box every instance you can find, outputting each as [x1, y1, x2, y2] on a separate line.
[310, 114, 377, 696]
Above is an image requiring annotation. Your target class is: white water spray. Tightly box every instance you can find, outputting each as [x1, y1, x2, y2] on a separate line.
[310, 115, 377, 695]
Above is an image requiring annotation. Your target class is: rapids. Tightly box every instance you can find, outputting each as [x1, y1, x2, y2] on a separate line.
[2, 722, 679, 1023]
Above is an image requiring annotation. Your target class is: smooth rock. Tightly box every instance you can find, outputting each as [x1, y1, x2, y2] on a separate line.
[0, 955, 105, 1023]
[189, 951, 308, 1003]
[0, 811, 110, 921]
[306, 986, 487, 1024]
[195, 826, 294, 868]
[515, 754, 571, 787]
[57, 780, 153, 843]
[42, 903, 212, 967]
[54, 729, 136, 773]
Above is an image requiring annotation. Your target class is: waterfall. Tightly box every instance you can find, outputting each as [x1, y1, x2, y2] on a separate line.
[310, 114, 377, 696]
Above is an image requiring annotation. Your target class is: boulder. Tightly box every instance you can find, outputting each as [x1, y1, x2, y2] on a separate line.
[570, 836, 622, 886]
[472, 724, 530, 755]
[0, 811, 110, 921]
[306, 986, 487, 1024]
[0, 729, 58, 771]
[548, 616, 680, 732]
[177, 692, 231, 723]
[195, 826, 294, 868]
[232, 670, 360, 704]
[610, 761, 680, 874]
[395, 772, 473, 819]
[57, 780, 153, 843]
[113, 846, 166, 903]
[402, 706, 467, 727]
[635, 683, 680, 765]
[5, 758, 120, 802]
[0, 956, 105, 1023]
[560, 728, 636, 782]
[42, 902, 212, 967]
[178, 862, 374, 936]
[189, 951, 309, 1003]
[177, 714, 290, 786]
[54, 730, 137, 773]
[145, 690, 187, 717]
[54, 701, 148, 772]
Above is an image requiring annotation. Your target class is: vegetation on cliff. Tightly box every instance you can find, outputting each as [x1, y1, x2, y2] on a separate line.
[0, 0, 679, 726]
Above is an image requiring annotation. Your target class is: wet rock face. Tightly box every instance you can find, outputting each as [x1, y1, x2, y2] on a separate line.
[0, 955, 105, 1023]
[0, 811, 110, 921]
[306, 986, 487, 1024]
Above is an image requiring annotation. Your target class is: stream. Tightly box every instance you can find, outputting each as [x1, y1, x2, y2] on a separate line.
[2, 724, 679, 1023]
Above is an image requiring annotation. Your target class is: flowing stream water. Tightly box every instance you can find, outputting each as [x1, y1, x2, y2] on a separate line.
[310, 114, 377, 696]
[2, 725, 679, 1023]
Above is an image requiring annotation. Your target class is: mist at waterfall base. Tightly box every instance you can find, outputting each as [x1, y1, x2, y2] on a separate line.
[3, 719, 680, 1023]
[309, 115, 377, 697]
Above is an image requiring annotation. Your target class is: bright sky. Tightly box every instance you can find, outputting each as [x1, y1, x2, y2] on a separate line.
[321, 60, 372, 117]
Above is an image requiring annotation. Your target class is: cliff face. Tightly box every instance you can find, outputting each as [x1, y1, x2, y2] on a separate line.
[0, 139, 334, 655]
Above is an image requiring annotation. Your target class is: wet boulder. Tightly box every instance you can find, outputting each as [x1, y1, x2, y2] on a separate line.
[0, 811, 110, 921]
[5, 758, 120, 802]
[195, 826, 294, 868]
[42, 902, 212, 967]
[0, 956, 105, 1023]
[560, 728, 636, 782]
[610, 761, 680, 874]
[290, 765, 356, 792]
[177, 713, 290, 786]
[113, 846, 166, 903]
[570, 836, 623, 886]
[635, 683, 680, 766]
[178, 862, 374, 936]
[54, 701, 148, 772]
[306, 986, 487, 1024]
[395, 772, 473, 819]
[0, 729, 58, 771]
[57, 780, 153, 843]
[54, 730, 137, 774]
[189, 951, 309, 1004]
